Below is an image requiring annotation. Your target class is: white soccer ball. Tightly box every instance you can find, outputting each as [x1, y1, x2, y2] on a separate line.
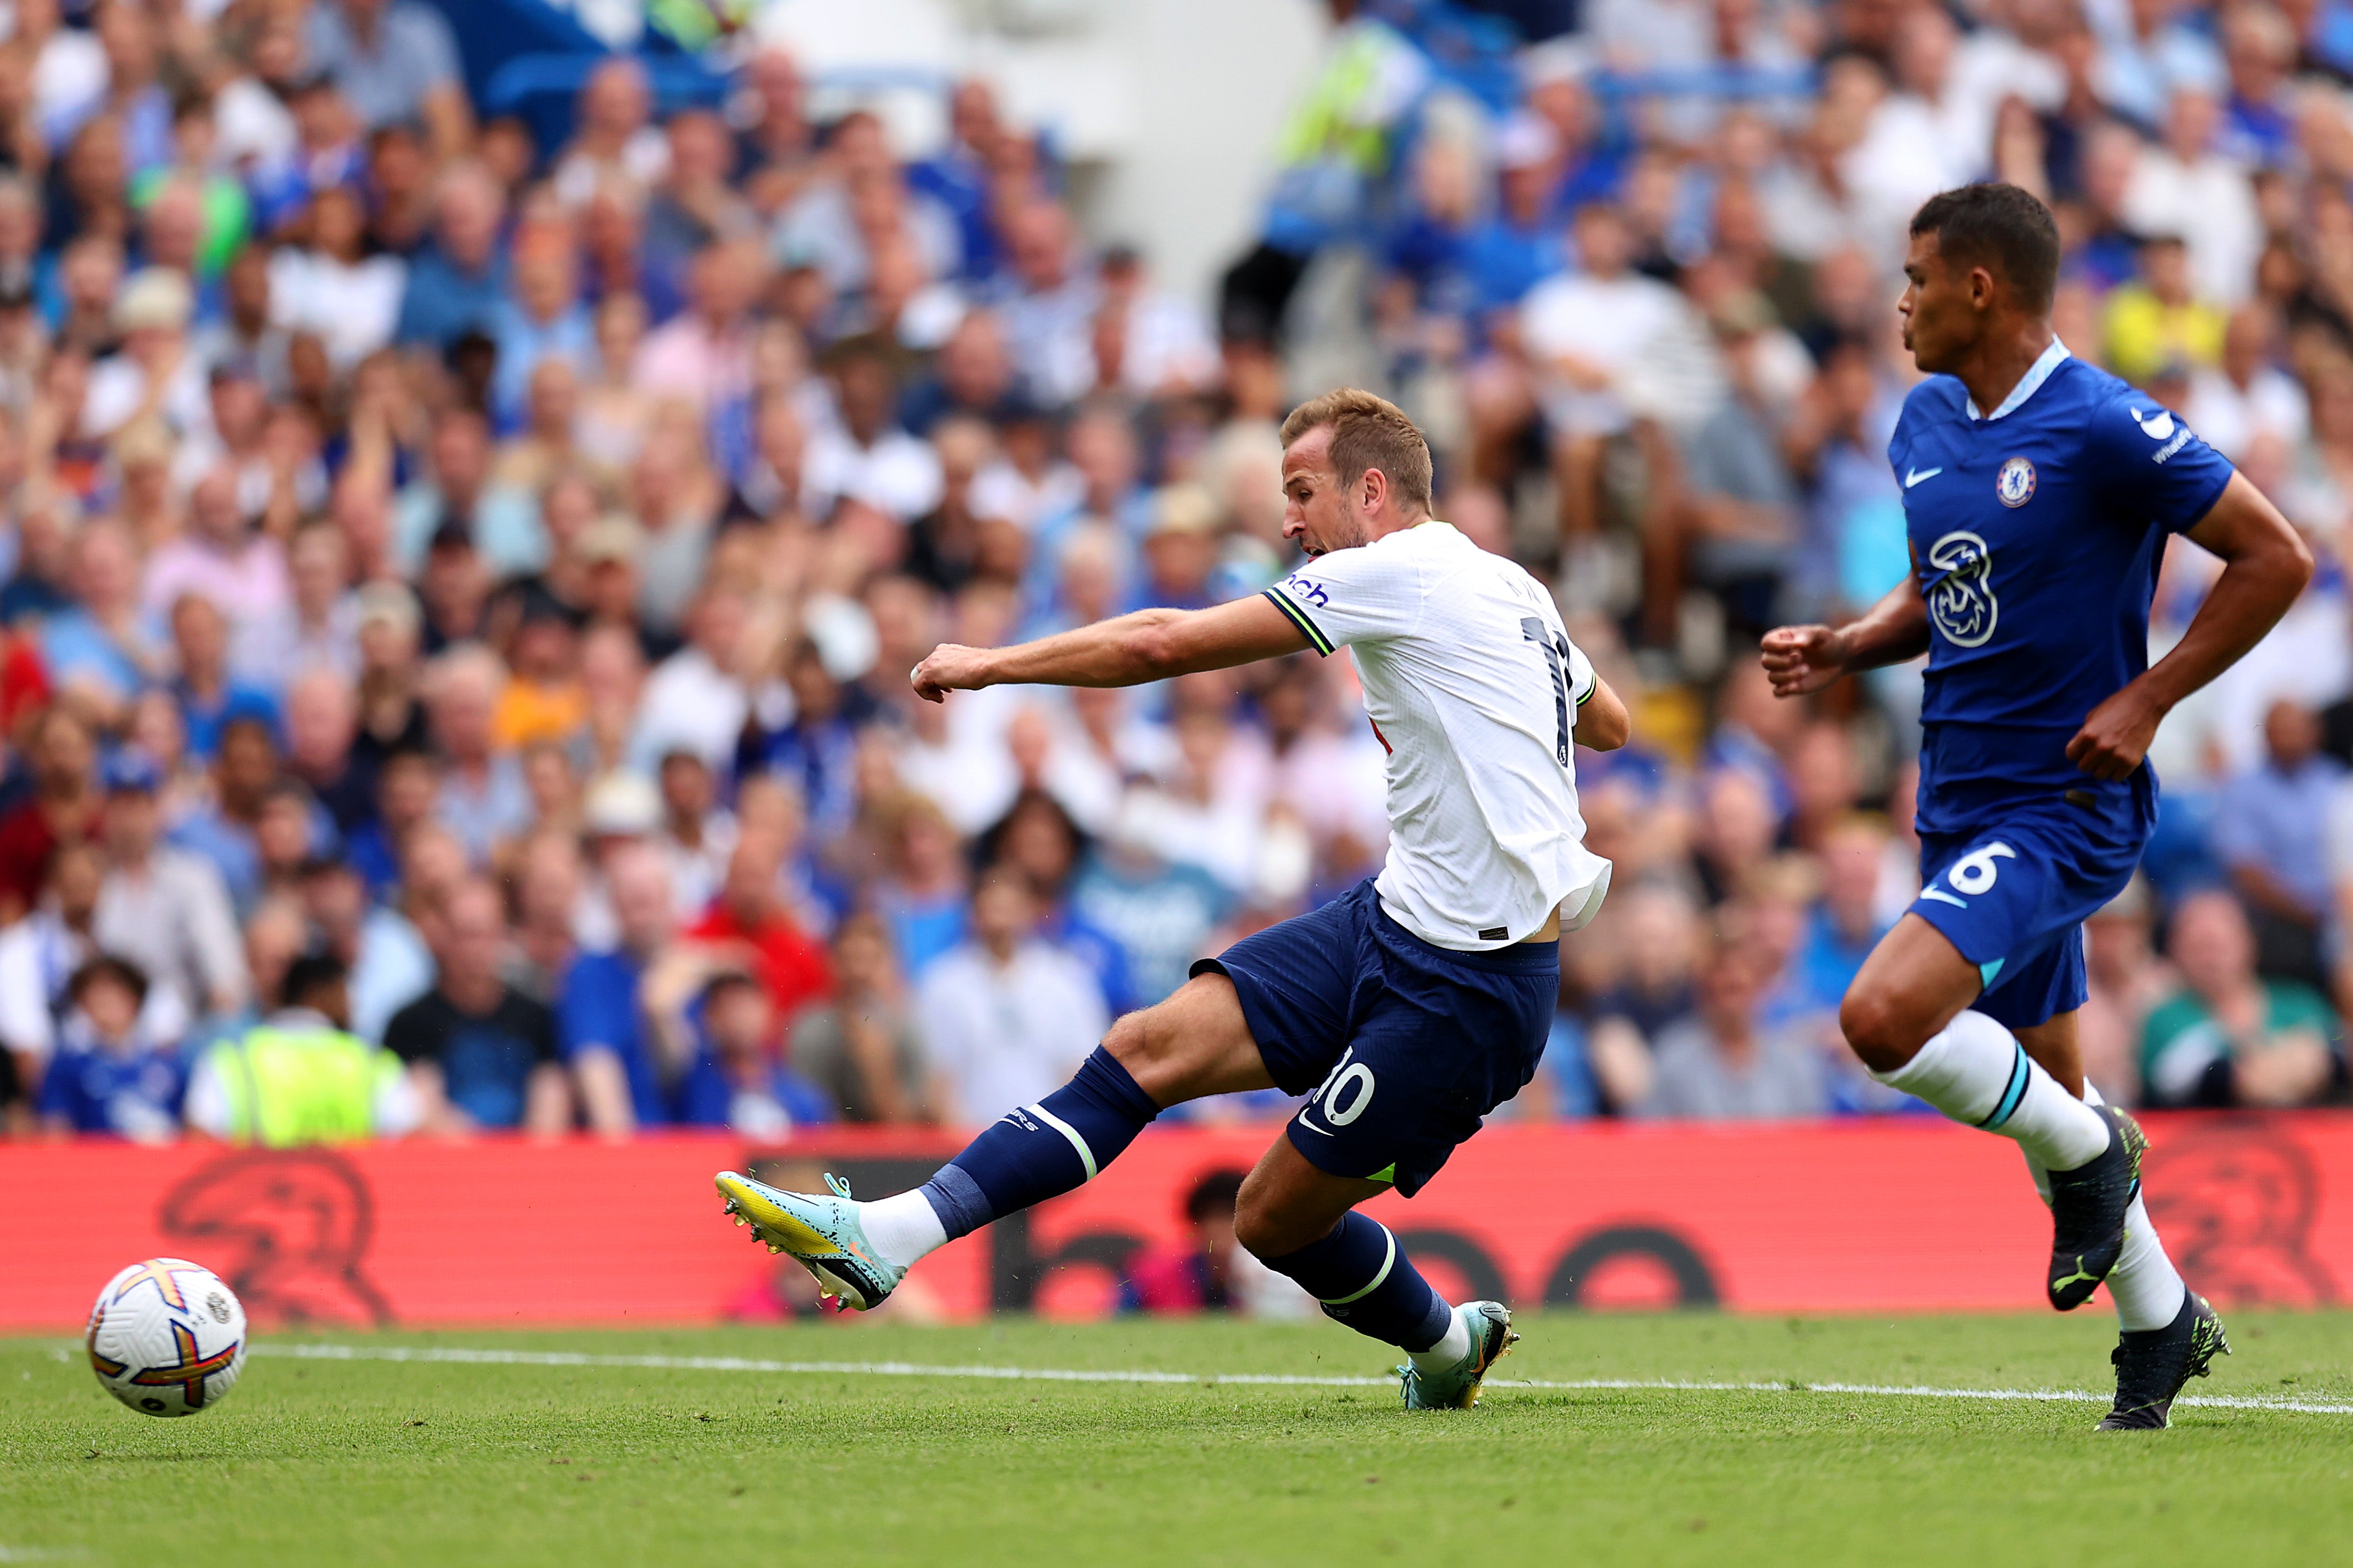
[86, 1258, 248, 1418]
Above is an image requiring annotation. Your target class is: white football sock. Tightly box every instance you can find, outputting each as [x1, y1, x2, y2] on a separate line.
[859, 1189, 949, 1270]
[1408, 1304, 1472, 1372]
[1871, 1009, 2110, 1171]
[2023, 1083, 2187, 1332]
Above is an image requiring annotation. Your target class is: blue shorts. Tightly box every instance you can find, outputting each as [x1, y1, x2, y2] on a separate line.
[1912, 804, 2147, 1031]
[1189, 880, 1557, 1197]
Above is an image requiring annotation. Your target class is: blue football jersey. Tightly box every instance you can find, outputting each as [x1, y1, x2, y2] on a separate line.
[1888, 344, 2236, 833]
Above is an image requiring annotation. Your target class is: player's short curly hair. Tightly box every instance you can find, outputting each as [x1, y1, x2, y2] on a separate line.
[1279, 388, 1434, 514]
[1910, 183, 2061, 313]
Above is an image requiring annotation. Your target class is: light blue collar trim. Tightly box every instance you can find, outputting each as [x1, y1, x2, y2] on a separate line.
[1966, 338, 2070, 421]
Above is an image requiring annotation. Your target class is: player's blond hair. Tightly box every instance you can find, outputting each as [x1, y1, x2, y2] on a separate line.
[1279, 388, 1434, 515]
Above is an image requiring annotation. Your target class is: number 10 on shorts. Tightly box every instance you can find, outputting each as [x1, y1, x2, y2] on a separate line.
[1921, 842, 2015, 908]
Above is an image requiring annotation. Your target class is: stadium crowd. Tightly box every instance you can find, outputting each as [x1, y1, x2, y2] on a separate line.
[1, 0, 2349, 1145]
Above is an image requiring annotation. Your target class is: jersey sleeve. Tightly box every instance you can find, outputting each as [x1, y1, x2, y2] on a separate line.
[1566, 638, 1598, 709]
[2088, 391, 2236, 535]
[1262, 545, 1425, 656]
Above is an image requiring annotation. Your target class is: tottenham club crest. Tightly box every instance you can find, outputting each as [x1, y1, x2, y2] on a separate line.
[1995, 455, 2036, 508]
[1926, 530, 1998, 648]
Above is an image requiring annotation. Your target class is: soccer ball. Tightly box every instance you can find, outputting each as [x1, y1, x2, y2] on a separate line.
[87, 1259, 248, 1418]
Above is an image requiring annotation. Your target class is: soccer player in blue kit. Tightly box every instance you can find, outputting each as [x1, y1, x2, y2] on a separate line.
[1763, 185, 2313, 1429]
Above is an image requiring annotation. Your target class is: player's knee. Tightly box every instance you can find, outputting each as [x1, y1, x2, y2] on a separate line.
[1230, 1175, 1326, 1260]
[1840, 983, 1931, 1074]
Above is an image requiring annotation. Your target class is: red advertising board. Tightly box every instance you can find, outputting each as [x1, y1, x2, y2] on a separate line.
[3, 1114, 2347, 1330]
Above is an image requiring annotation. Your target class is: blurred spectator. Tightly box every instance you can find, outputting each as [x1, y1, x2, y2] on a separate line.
[383, 877, 569, 1134]
[36, 956, 181, 1141]
[0, 840, 186, 1083]
[0, 705, 102, 923]
[917, 869, 1108, 1125]
[1119, 1169, 1248, 1314]
[685, 828, 831, 1026]
[671, 968, 835, 1137]
[184, 952, 420, 1144]
[560, 841, 680, 1136]
[2142, 889, 2343, 1108]
[1637, 925, 1831, 1120]
[2215, 699, 2341, 989]
[789, 911, 933, 1124]
[306, 0, 470, 156]
[92, 748, 245, 1021]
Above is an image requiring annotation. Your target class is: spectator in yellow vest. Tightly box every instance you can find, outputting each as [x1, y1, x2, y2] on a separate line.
[184, 952, 420, 1145]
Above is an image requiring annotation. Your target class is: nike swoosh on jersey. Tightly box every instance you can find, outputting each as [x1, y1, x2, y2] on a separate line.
[1292, 1116, 1335, 1136]
[1904, 466, 1944, 488]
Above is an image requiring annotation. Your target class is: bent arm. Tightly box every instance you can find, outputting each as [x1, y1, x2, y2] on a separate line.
[2067, 472, 2313, 779]
[912, 595, 1311, 700]
[1577, 674, 1633, 751]
[2138, 472, 2312, 712]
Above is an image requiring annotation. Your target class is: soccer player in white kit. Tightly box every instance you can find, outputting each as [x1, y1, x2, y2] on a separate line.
[716, 390, 1629, 1410]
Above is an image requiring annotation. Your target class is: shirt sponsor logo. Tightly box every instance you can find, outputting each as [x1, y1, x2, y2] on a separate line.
[1925, 530, 1998, 648]
[2130, 406, 2176, 441]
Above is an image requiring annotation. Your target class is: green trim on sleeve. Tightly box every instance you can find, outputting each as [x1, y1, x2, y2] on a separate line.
[1262, 588, 1336, 656]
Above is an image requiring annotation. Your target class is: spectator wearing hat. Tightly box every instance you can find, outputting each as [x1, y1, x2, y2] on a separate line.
[185, 951, 421, 1145]
[1131, 484, 1223, 613]
[36, 956, 183, 1141]
[91, 746, 245, 1024]
[83, 266, 207, 439]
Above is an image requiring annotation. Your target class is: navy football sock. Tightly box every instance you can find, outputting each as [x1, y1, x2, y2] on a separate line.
[919, 1046, 1159, 1239]
[1260, 1212, 1454, 1352]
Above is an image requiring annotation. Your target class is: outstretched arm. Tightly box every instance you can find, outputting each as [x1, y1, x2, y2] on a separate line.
[2067, 471, 2313, 779]
[911, 595, 1311, 702]
[1759, 554, 1930, 698]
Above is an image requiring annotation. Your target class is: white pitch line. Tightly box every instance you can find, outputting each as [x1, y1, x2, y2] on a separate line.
[245, 1342, 2353, 1417]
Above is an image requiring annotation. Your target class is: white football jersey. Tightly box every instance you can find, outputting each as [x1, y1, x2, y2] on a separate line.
[1264, 521, 1613, 950]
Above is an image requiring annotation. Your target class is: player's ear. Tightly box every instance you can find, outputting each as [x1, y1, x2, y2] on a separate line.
[1360, 463, 1387, 514]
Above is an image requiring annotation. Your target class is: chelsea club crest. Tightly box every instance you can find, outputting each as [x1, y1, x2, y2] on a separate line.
[1995, 455, 2036, 508]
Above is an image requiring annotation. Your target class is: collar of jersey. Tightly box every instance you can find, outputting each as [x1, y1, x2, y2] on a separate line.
[1965, 337, 2072, 422]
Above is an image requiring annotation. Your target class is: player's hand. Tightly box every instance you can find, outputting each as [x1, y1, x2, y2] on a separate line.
[909, 643, 990, 703]
[2066, 685, 2162, 780]
[1759, 625, 1847, 698]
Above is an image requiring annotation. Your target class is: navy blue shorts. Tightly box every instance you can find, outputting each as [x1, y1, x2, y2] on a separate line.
[1912, 803, 2147, 1031]
[1189, 880, 1557, 1197]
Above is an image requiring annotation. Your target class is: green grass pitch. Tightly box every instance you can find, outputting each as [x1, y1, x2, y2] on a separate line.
[6, 1311, 2351, 1566]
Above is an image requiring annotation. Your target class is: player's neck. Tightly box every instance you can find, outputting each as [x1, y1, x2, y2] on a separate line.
[1364, 509, 1432, 542]
[1955, 322, 2057, 421]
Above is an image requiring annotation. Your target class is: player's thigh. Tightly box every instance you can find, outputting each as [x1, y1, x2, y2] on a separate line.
[1233, 1133, 1387, 1260]
[1840, 913, 1985, 1072]
[1102, 972, 1277, 1107]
